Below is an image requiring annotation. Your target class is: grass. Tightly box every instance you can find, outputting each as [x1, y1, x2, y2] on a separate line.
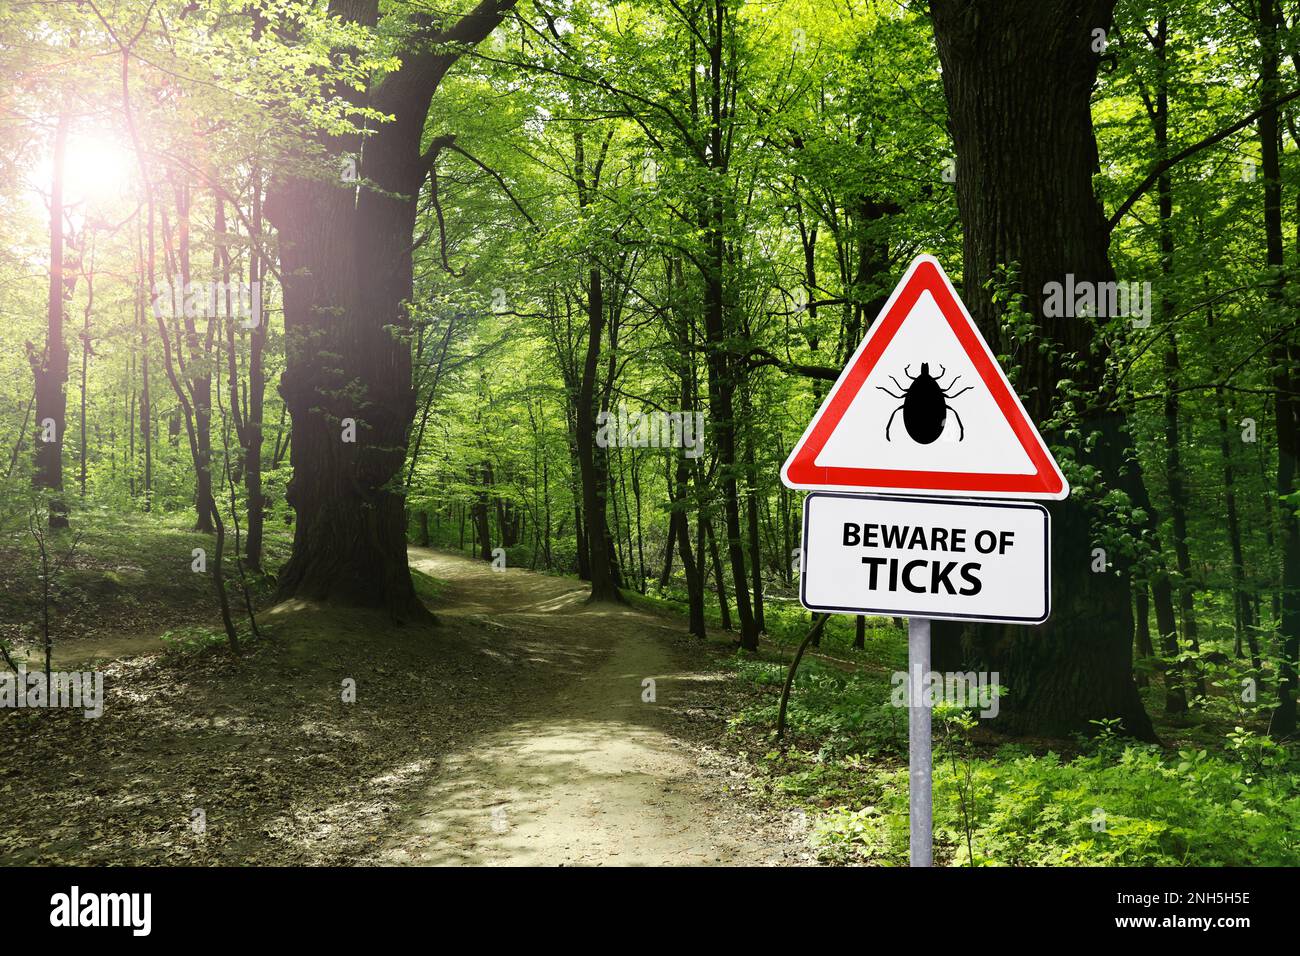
[572, 553, 1300, 867]
[410, 567, 448, 604]
[0, 506, 291, 665]
[720, 637, 1300, 866]
[0, 514, 540, 865]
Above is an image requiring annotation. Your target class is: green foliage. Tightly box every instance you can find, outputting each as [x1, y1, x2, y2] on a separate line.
[730, 656, 905, 758]
[1, 0, 1299, 870]
[409, 568, 447, 605]
[730, 654, 1300, 867]
[159, 625, 231, 655]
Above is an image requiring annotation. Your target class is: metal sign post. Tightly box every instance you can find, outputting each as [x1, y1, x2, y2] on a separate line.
[908, 616, 931, 867]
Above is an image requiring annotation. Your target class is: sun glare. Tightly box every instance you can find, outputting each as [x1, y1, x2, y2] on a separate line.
[25, 128, 136, 215]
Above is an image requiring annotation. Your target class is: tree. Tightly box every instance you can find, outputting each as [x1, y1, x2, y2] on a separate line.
[1256, 0, 1299, 736]
[30, 111, 71, 528]
[265, 0, 515, 616]
[928, 0, 1155, 739]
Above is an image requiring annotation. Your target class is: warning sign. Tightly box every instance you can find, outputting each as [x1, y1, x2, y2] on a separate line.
[799, 492, 1050, 624]
[780, 255, 1069, 500]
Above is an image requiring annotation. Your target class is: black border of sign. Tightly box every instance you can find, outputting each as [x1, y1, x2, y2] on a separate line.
[799, 491, 1052, 624]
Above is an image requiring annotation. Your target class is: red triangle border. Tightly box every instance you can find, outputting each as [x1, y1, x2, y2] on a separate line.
[781, 257, 1067, 499]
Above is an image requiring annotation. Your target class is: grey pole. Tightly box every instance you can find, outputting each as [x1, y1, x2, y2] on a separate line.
[908, 616, 932, 867]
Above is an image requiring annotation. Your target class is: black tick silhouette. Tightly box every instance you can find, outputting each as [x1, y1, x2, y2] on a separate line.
[875, 363, 973, 443]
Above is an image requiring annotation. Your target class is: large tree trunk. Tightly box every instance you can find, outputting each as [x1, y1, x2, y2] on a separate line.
[264, 0, 513, 617]
[267, 143, 421, 611]
[929, 0, 1154, 739]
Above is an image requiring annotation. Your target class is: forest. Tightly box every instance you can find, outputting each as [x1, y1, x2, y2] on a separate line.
[0, 0, 1298, 872]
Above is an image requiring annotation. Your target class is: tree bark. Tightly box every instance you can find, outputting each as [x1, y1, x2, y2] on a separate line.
[1130, 464, 1188, 713]
[1215, 384, 1258, 667]
[572, 129, 624, 603]
[164, 182, 217, 533]
[696, 0, 757, 649]
[658, 492, 677, 589]
[264, 0, 514, 617]
[137, 225, 152, 506]
[574, 261, 622, 602]
[742, 381, 765, 633]
[473, 462, 493, 561]
[674, 484, 705, 638]
[929, 0, 1154, 739]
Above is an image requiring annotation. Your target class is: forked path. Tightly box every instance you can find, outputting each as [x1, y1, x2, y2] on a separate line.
[377, 549, 805, 866]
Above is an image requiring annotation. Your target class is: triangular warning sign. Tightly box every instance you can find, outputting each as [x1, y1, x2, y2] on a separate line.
[781, 255, 1069, 500]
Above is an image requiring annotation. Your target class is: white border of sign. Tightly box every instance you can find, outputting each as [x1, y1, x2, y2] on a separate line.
[799, 491, 1052, 625]
[779, 255, 1070, 500]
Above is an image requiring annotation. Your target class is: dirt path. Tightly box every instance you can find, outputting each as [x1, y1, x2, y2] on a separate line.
[1, 546, 808, 866]
[378, 549, 807, 866]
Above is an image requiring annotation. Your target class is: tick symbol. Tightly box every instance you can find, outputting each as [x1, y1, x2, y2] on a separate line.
[876, 363, 973, 444]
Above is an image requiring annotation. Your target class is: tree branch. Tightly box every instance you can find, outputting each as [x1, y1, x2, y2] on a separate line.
[744, 347, 839, 381]
[1107, 86, 1300, 231]
[446, 142, 538, 228]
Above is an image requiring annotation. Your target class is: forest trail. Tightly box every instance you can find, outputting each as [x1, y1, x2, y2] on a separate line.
[378, 548, 803, 866]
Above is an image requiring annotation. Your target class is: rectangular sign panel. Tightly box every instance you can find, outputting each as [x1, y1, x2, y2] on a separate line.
[799, 492, 1050, 624]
